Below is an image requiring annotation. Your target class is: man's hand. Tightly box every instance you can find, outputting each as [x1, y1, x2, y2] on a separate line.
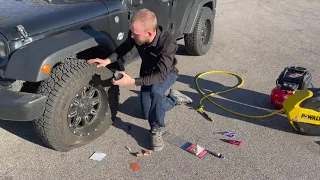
[87, 58, 111, 68]
[112, 71, 135, 87]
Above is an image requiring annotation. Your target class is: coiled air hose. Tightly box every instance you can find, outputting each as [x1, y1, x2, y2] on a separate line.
[195, 70, 285, 121]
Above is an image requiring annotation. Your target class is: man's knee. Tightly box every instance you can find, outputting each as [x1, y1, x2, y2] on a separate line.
[150, 84, 164, 97]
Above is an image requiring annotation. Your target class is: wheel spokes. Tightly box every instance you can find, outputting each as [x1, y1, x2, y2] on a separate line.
[68, 110, 77, 118]
[91, 97, 100, 106]
[88, 88, 96, 99]
[72, 116, 82, 126]
[90, 109, 97, 116]
[81, 88, 87, 99]
[83, 115, 90, 125]
[67, 84, 103, 136]
[73, 99, 80, 106]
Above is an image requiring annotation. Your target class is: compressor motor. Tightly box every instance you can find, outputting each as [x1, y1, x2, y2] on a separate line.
[271, 66, 312, 109]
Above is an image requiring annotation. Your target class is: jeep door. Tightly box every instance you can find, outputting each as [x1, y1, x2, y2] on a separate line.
[169, 0, 193, 38]
[129, 0, 171, 31]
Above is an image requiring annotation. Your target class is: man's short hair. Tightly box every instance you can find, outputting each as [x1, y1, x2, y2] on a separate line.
[131, 8, 158, 32]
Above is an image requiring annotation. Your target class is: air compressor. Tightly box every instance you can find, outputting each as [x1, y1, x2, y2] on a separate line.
[282, 88, 320, 136]
[270, 66, 312, 109]
[270, 66, 320, 135]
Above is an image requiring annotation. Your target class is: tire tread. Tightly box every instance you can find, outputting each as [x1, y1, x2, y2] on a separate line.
[185, 6, 214, 56]
[33, 59, 112, 151]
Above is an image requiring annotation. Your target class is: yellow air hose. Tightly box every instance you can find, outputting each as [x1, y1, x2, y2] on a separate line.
[195, 70, 285, 121]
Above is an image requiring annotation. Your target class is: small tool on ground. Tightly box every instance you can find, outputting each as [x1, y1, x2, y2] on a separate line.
[125, 146, 152, 157]
[196, 105, 214, 121]
[163, 132, 224, 159]
[142, 150, 152, 156]
[226, 140, 243, 146]
[207, 150, 225, 159]
[218, 131, 236, 138]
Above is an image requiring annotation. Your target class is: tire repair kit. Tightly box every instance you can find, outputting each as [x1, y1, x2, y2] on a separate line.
[119, 65, 319, 161]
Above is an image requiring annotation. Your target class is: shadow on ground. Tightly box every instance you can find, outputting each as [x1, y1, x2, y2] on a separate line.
[0, 121, 48, 148]
[176, 74, 296, 133]
[118, 74, 298, 136]
[118, 90, 145, 119]
[112, 116, 152, 150]
[176, 44, 188, 56]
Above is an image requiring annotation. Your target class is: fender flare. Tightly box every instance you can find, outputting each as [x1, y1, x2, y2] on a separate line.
[5, 28, 117, 82]
[184, 0, 217, 34]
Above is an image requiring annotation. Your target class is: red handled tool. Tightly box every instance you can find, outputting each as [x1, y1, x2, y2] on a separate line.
[227, 140, 243, 146]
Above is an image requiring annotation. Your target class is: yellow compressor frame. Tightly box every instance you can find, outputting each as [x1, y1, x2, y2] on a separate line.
[283, 90, 320, 135]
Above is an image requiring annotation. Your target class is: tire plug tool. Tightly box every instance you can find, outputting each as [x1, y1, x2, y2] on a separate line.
[125, 146, 142, 156]
[142, 150, 152, 156]
[114, 70, 124, 80]
[219, 131, 236, 138]
[196, 105, 214, 121]
[227, 140, 243, 146]
[207, 150, 225, 159]
[125, 146, 133, 153]
[125, 146, 152, 157]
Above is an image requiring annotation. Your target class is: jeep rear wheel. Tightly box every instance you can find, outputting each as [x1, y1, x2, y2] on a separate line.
[33, 59, 114, 151]
[184, 7, 214, 56]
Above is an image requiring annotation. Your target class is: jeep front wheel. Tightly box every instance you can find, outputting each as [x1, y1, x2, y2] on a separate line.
[184, 6, 214, 56]
[33, 59, 114, 151]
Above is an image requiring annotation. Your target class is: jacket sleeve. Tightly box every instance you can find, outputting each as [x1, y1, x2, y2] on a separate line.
[134, 35, 178, 86]
[108, 31, 135, 63]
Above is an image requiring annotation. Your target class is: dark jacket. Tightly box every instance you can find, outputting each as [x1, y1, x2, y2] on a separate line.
[108, 26, 179, 86]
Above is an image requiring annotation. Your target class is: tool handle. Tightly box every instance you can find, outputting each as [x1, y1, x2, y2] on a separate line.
[203, 111, 214, 121]
[114, 70, 124, 80]
[227, 140, 243, 146]
[207, 150, 225, 159]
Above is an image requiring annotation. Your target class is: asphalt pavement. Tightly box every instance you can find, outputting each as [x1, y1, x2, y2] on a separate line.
[1, 0, 320, 179]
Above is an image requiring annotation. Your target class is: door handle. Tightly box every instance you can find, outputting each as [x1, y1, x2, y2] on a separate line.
[131, 0, 143, 7]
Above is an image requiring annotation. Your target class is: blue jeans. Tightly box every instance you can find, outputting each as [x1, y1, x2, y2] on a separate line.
[140, 73, 178, 129]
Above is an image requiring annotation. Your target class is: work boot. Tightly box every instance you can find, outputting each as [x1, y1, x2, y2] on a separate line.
[169, 89, 193, 105]
[151, 127, 164, 151]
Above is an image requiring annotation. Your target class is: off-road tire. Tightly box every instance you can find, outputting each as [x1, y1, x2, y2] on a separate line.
[33, 58, 114, 151]
[184, 6, 214, 56]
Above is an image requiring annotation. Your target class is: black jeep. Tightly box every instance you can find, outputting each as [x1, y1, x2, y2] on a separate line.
[0, 0, 216, 151]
